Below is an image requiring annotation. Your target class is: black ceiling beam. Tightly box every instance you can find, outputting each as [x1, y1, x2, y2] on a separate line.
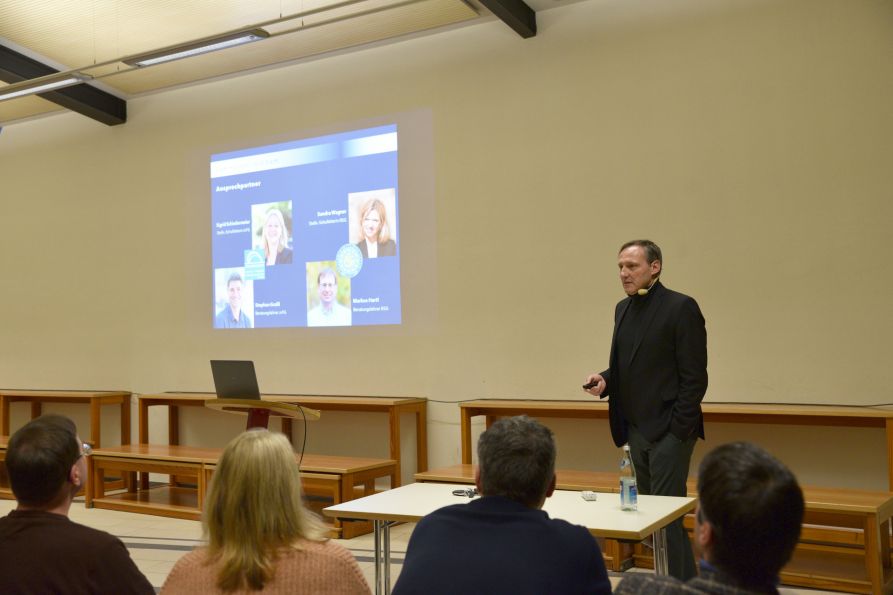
[478, 0, 536, 38]
[0, 44, 126, 126]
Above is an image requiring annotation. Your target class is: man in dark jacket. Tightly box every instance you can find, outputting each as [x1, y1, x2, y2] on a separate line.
[585, 239, 708, 579]
[0, 414, 154, 594]
[393, 416, 611, 595]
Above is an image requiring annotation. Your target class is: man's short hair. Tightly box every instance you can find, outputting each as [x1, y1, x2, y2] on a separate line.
[697, 442, 804, 587]
[226, 271, 243, 286]
[317, 267, 337, 285]
[620, 239, 662, 266]
[477, 415, 555, 507]
[6, 414, 80, 507]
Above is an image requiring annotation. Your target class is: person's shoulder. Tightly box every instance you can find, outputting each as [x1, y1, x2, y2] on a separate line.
[282, 540, 371, 593]
[658, 283, 698, 304]
[160, 548, 212, 594]
[169, 547, 210, 570]
[65, 517, 126, 544]
[544, 514, 601, 546]
[301, 538, 356, 561]
[415, 502, 467, 525]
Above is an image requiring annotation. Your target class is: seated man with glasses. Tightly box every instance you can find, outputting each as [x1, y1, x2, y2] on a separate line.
[0, 414, 153, 594]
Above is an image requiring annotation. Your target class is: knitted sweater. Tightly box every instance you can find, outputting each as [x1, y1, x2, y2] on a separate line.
[160, 539, 370, 595]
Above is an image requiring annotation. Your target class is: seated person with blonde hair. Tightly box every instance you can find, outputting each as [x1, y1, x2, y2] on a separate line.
[161, 430, 369, 594]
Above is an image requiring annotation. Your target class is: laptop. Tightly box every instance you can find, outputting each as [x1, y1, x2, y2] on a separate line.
[210, 360, 261, 400]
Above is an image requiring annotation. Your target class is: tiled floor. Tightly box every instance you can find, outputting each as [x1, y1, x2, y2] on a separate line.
[0, 498, 849, 594]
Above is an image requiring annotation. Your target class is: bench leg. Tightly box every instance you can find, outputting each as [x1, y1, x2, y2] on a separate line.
[866, 513, 893, 595]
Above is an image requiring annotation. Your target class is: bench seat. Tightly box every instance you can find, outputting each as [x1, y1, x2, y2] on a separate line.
[87, 444, 397, 538]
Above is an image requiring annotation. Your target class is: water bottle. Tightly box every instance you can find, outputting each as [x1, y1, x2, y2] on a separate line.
[619, 444, 638, 511]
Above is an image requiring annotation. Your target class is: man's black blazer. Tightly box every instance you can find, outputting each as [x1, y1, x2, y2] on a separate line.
[600, 281, 707, 447]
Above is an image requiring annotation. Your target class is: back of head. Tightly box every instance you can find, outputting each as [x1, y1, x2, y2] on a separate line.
[477, 415, 555, 508]
[204, 429, 326, 591]
[697, 442, 804, 587]
[6, 414, 79, 508]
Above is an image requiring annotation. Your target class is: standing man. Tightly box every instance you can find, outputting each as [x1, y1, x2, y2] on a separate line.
[0, 414, 154, 594]
[215, 271, 253, 328]
[585, 239, 707, 580]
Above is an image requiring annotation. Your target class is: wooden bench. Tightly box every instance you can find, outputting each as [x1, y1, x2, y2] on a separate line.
[417, 465, 893, 594]
[87, 444, 397, 538]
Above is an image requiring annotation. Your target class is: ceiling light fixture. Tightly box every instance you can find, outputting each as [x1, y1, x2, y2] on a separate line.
[0, 73, 92, 102]
[124, 29, 270, 68]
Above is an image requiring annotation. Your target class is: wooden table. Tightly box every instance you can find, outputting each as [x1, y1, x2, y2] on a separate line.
[0, 389, 132, 449]
[325, 482, 695, 594]
[459, 400, 893, 490]
[138, 392, 427, 486]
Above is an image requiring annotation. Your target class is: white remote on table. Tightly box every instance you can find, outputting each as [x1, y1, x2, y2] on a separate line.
[580, 491, 598, 501]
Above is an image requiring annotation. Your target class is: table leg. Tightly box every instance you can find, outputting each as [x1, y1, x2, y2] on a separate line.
[864, 513, 883, 595]
[460, 409, 473, 464]
[384, 521, 391, 594]
[653, 527, 669, 575]
[282, 418, 293, 442]
[139, 400, 150, 489]
[374, 520, 383, 595]
[168, 406, 182, 485]
[90, 399, 101, 447]
[416, 403, 428, 473]
[30, 402, 42, 419]
[886, 418, 893, 491]
[169, 405, 180, 445]
[0, 396, 8, 436]
[121, 396, 131, 445]
[389, 408, 402, 487]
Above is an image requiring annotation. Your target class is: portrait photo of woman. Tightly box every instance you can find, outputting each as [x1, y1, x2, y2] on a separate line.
[251, 202, 293, 266]
[352, 193, 396, 258]
[260, 207, 293, 265]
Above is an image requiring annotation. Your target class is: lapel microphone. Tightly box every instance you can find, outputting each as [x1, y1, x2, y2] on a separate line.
[637, 276, 659, 296]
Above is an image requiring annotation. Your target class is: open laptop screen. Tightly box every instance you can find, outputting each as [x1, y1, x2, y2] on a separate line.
[210, 360, 261, 400]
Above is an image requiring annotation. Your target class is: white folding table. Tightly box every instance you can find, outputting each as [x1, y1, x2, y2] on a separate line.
[324, 482, 696, 594]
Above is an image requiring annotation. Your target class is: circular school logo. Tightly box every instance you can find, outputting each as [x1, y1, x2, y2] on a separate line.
[335, 243, 363, 278]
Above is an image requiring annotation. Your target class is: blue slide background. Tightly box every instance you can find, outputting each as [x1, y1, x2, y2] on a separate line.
[211, 124, 401, 328]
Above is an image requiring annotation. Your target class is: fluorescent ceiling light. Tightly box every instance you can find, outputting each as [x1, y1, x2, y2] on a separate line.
[124, 29, 269, 67]
[0, 74, 92, 102]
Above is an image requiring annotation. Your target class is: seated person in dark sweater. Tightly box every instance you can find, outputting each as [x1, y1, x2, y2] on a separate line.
[392, 415, 611, 595]
[614, 441, 805, 595]
[0, 414, 154, 595]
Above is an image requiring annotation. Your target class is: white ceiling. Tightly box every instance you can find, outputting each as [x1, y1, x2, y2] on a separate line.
[0, 0, 542, 125]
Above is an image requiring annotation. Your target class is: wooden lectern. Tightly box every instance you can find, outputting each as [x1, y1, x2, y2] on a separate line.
[205, 398, 321, 430]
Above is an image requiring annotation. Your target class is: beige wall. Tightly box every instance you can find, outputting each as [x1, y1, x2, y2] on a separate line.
[1, 0, 891, 488]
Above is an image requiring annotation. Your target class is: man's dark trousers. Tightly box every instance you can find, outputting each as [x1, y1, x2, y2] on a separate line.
[628, 426, 697, 580]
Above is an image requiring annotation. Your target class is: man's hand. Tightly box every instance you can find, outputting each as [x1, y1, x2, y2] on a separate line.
[583, 374, 605, 396]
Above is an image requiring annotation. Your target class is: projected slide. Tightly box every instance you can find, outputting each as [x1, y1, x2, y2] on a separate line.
[211, 124, 400, 329]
